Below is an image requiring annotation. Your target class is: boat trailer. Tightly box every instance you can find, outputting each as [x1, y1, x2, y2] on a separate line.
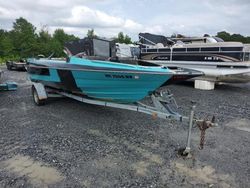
[31, 82, 217, 156]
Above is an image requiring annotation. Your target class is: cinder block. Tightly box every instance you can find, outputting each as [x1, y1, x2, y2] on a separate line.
[194, 80, 215, 90]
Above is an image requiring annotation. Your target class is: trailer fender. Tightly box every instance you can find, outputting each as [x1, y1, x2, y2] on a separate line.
[32, 83, 48, 101]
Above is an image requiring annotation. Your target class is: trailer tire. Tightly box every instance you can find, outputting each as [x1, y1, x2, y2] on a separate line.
[32, 85, 46, 106]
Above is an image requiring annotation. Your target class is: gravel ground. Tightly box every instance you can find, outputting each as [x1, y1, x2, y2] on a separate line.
[0, 67, 250, 188]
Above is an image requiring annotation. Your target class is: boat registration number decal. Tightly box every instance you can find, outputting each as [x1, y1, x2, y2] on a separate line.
[105, 74, 135, 79]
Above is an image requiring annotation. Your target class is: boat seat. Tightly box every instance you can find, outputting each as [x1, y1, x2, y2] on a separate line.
[155, 43, 164, 48]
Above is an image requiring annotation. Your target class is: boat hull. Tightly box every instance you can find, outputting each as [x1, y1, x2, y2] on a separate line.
[138, 60, 204, 84]
[141, 60, 250, 83]
[27, 58, 173, 103]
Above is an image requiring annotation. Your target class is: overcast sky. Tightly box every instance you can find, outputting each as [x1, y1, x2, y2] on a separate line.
[0, 0, 250, 40]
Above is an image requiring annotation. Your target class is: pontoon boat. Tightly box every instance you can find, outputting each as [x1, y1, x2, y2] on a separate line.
[139, 33, 250, 84]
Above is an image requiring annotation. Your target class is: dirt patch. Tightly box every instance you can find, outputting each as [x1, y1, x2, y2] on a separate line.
[132, 161, 150, 176]
[81, 179, 91, 188]
[92, 155, 120, 170]
[172, 159, 235, 187]
[89, 129, 163, 165]
[89, 129, 163, 177]
[226, 119, 250, 133]
[2, 155, 64, 186]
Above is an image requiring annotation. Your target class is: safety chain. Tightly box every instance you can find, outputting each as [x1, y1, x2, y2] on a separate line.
[196, 116, 215, 149]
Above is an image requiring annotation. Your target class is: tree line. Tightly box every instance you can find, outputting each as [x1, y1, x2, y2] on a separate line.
[0, 17, 250, 63]
[216, 31, 250, 43]
[0, 18, 79, 62]
[0, 17, 132, 63]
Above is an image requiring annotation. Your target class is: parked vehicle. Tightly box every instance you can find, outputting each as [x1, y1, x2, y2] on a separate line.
[6, 59, 27, 71]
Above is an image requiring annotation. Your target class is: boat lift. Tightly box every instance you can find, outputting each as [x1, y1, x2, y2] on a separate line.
[31, 82, 216, 156]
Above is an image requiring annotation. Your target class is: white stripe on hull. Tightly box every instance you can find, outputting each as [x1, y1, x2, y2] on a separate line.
[144, 60, 250, 83]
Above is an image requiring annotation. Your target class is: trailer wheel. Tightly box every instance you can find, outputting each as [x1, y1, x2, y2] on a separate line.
[32, 85, 46, 106]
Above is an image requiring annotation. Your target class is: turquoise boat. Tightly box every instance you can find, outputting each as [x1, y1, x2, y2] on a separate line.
[27, 57, 173, 103]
